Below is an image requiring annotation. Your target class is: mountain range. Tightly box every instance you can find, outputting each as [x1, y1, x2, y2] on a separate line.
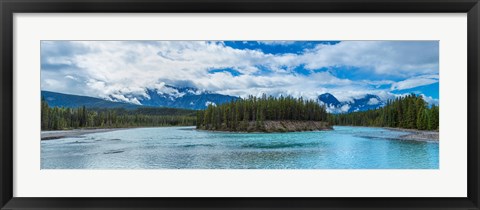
[42, 85, 386, 113]
[133, 86, 238, 110]
[317, 93, 385, 113]
[42, 91, 141, 109]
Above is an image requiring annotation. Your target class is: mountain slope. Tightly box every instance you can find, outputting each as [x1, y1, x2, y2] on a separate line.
[41, 91, 141, 109]
[131, 86, 239, 110]
[42, 86, 239, 111]
[318, 93, 341, 107]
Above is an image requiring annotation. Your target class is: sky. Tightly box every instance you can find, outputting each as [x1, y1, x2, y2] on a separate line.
[41, 40, 439, 105]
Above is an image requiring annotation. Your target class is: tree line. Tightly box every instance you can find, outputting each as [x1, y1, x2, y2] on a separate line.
[43, 93, 439, 131]
[196, 94, 328, 131]
[41, 98, 196, 130]
[328, 94, 439, 130]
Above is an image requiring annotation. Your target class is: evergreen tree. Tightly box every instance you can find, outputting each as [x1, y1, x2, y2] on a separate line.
[329, 94, 439, 131]
[41, 99, 197, 130]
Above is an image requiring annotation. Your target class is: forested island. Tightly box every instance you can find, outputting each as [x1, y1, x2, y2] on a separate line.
[328, 94, 439, 130]
[196, 95, 332, 132]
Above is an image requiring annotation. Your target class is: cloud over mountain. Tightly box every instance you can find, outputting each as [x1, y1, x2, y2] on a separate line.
[41, 41, 439, 105]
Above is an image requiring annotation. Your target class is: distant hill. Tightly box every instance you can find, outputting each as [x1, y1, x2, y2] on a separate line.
[41, 91, 141, 109]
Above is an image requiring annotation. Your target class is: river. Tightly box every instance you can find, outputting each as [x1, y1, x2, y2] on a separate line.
[41, 126, 439, 169]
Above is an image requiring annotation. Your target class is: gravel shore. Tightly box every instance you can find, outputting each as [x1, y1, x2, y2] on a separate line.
[385, 127, 439, 142]
[41, 128, 125, 140]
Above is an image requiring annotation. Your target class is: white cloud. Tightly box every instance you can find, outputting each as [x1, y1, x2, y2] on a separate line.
[205, 101, 216, 107]
[153, 83, 185, 98]
[367, 98, 380, 105]
[340, 104, 351, 112]
[108, 94, 142, 105]
[299, 41, 439, 77]
[64, 75, 78, 81]
[421, 94, 439, 105]
[41, 41, 439, 104]
[391, 74, 439, 91]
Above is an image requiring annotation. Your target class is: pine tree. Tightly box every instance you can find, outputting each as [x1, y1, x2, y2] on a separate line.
[330, 94, 438, 131]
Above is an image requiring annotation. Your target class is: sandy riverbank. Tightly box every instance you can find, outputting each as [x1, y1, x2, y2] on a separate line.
[41, 128, 126, 140]
[385, 127, 439, 142]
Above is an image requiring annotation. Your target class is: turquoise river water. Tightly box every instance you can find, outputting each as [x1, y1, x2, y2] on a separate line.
[41, 126, 439, 169]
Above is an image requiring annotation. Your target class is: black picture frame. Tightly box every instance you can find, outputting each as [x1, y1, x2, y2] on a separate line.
[1, 0, 479, 209]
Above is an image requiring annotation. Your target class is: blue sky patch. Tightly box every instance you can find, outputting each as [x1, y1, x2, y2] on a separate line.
[208, 68, 242, 76]
[391, 82, 439, 99]
[224, 41, 339, 55]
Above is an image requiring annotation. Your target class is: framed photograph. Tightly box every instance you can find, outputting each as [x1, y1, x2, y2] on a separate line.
[1, 0, 479, 209]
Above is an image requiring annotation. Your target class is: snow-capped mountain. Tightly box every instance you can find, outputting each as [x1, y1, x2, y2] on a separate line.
[318, 93, 385, 113]
[43, 87, 385, 113]
[110, 85, 239, 110]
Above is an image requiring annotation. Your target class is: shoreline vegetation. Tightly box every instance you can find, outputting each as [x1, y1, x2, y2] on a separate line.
[328, 94, 439, 131]
[41, 93, 439, 141]
[41, 97, 196, 130]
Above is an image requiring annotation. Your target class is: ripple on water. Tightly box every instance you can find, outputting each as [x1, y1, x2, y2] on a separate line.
[181, 144, 216, 148]
[103, 150, 124, 154]
[241, 142, 319, 149]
